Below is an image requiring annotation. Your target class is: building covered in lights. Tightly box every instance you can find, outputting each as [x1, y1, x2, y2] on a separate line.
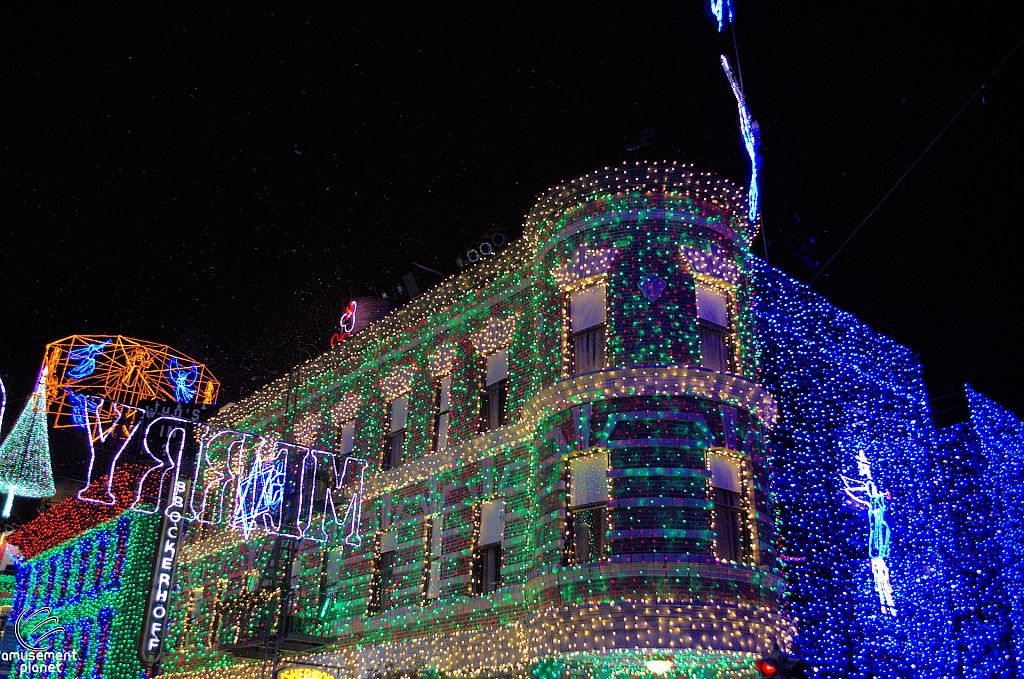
[6, 474, 159, 679]
[13, 162, 1016, 679]
[938, 387, 1024, 678]
[160, 162, 794, 679]
[2, 160, 999, 679]
[751, 262, 952, 679]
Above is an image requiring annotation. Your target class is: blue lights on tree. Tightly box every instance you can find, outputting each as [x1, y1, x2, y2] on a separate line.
[940, 387, 1024, 677]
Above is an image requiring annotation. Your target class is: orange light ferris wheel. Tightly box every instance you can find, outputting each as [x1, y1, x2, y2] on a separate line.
[43, 335, 220, 434]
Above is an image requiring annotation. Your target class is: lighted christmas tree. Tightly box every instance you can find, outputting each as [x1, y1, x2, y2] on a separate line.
[0, 368, 56, 517]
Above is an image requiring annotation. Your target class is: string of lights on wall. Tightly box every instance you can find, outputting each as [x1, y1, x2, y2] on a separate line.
[751, 258, 951, 678]
[149, 164, 789, 679]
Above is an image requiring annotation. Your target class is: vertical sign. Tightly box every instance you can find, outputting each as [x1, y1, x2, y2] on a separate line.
[139, 478, 189, 665]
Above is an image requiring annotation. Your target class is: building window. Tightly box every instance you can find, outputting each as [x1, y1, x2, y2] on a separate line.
[710, 454, 744, 562]
[323, 547, 343, 586]
[483, 350, 508, 431]
[368, 532, 396, 614]
[696, 285, 732, 372]
[383, 396, 408, 471]
[473, 500, 504, 594]
[335, 420, 355, 456]
[569, 283, 607, 376]
[433, 376, 451, 451]
[567, 452, 609, 564]
[422, 516, 443, 602]
[182, 589, 199, 647]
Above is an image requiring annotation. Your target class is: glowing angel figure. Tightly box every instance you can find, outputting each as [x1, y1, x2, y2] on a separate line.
[710, 0, 733, 32]
[720, 55, 761, 222]
[167, 356, 199, 403]
[114, 347, 157, 399]
[67, 339, 112, 379]
[66, 388, 100, 427]
[842, 450, 898, 617]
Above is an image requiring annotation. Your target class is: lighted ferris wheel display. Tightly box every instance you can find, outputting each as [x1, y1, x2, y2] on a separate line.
[42, 335, 220, 436]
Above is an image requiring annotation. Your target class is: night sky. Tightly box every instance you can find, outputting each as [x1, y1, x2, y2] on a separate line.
[3, 3, 1023, 452]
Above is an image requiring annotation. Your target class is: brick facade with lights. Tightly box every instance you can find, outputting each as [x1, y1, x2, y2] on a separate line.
[158, 163, 793, 679]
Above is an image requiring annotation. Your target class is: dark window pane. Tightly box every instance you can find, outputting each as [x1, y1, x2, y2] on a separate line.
[484, 380, 507, 431]
[433, 411, 449, 450]
[476, 543, 501, 594]
[713, 487, 743, 561]
[567, 506, 607, 564]
[699, 321, 730, 372]
[370, 550, 396, 614]
[383, 430, 404, 471]
[572, 326, 606, 376]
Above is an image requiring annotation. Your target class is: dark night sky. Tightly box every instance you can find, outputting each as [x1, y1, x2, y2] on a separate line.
[3, 3, 1023, 439]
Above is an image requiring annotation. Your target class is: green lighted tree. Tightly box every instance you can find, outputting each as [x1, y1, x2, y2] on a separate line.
[0, 368, 56, 517]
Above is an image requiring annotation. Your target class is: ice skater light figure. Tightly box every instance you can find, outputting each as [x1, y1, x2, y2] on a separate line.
[710, 0, 733, 32]
[720, 54, 760, 222]
[842, 450, 897, 617]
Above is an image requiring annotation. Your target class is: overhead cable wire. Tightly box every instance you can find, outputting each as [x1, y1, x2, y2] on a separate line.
[810, 33, 1024, 284]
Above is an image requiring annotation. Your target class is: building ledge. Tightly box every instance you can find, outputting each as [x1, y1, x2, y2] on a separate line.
[363, 366, 775, 498]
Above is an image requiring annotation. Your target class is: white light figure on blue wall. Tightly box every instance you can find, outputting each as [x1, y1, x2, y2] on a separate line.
[842, 450, 898, 617]
[710, 0, 733, 32]
[720, 54, 760, 222]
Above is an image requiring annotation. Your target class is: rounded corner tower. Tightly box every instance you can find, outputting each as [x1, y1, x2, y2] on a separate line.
[164, 161, 794, 679]
[520, 161, 792, 678]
